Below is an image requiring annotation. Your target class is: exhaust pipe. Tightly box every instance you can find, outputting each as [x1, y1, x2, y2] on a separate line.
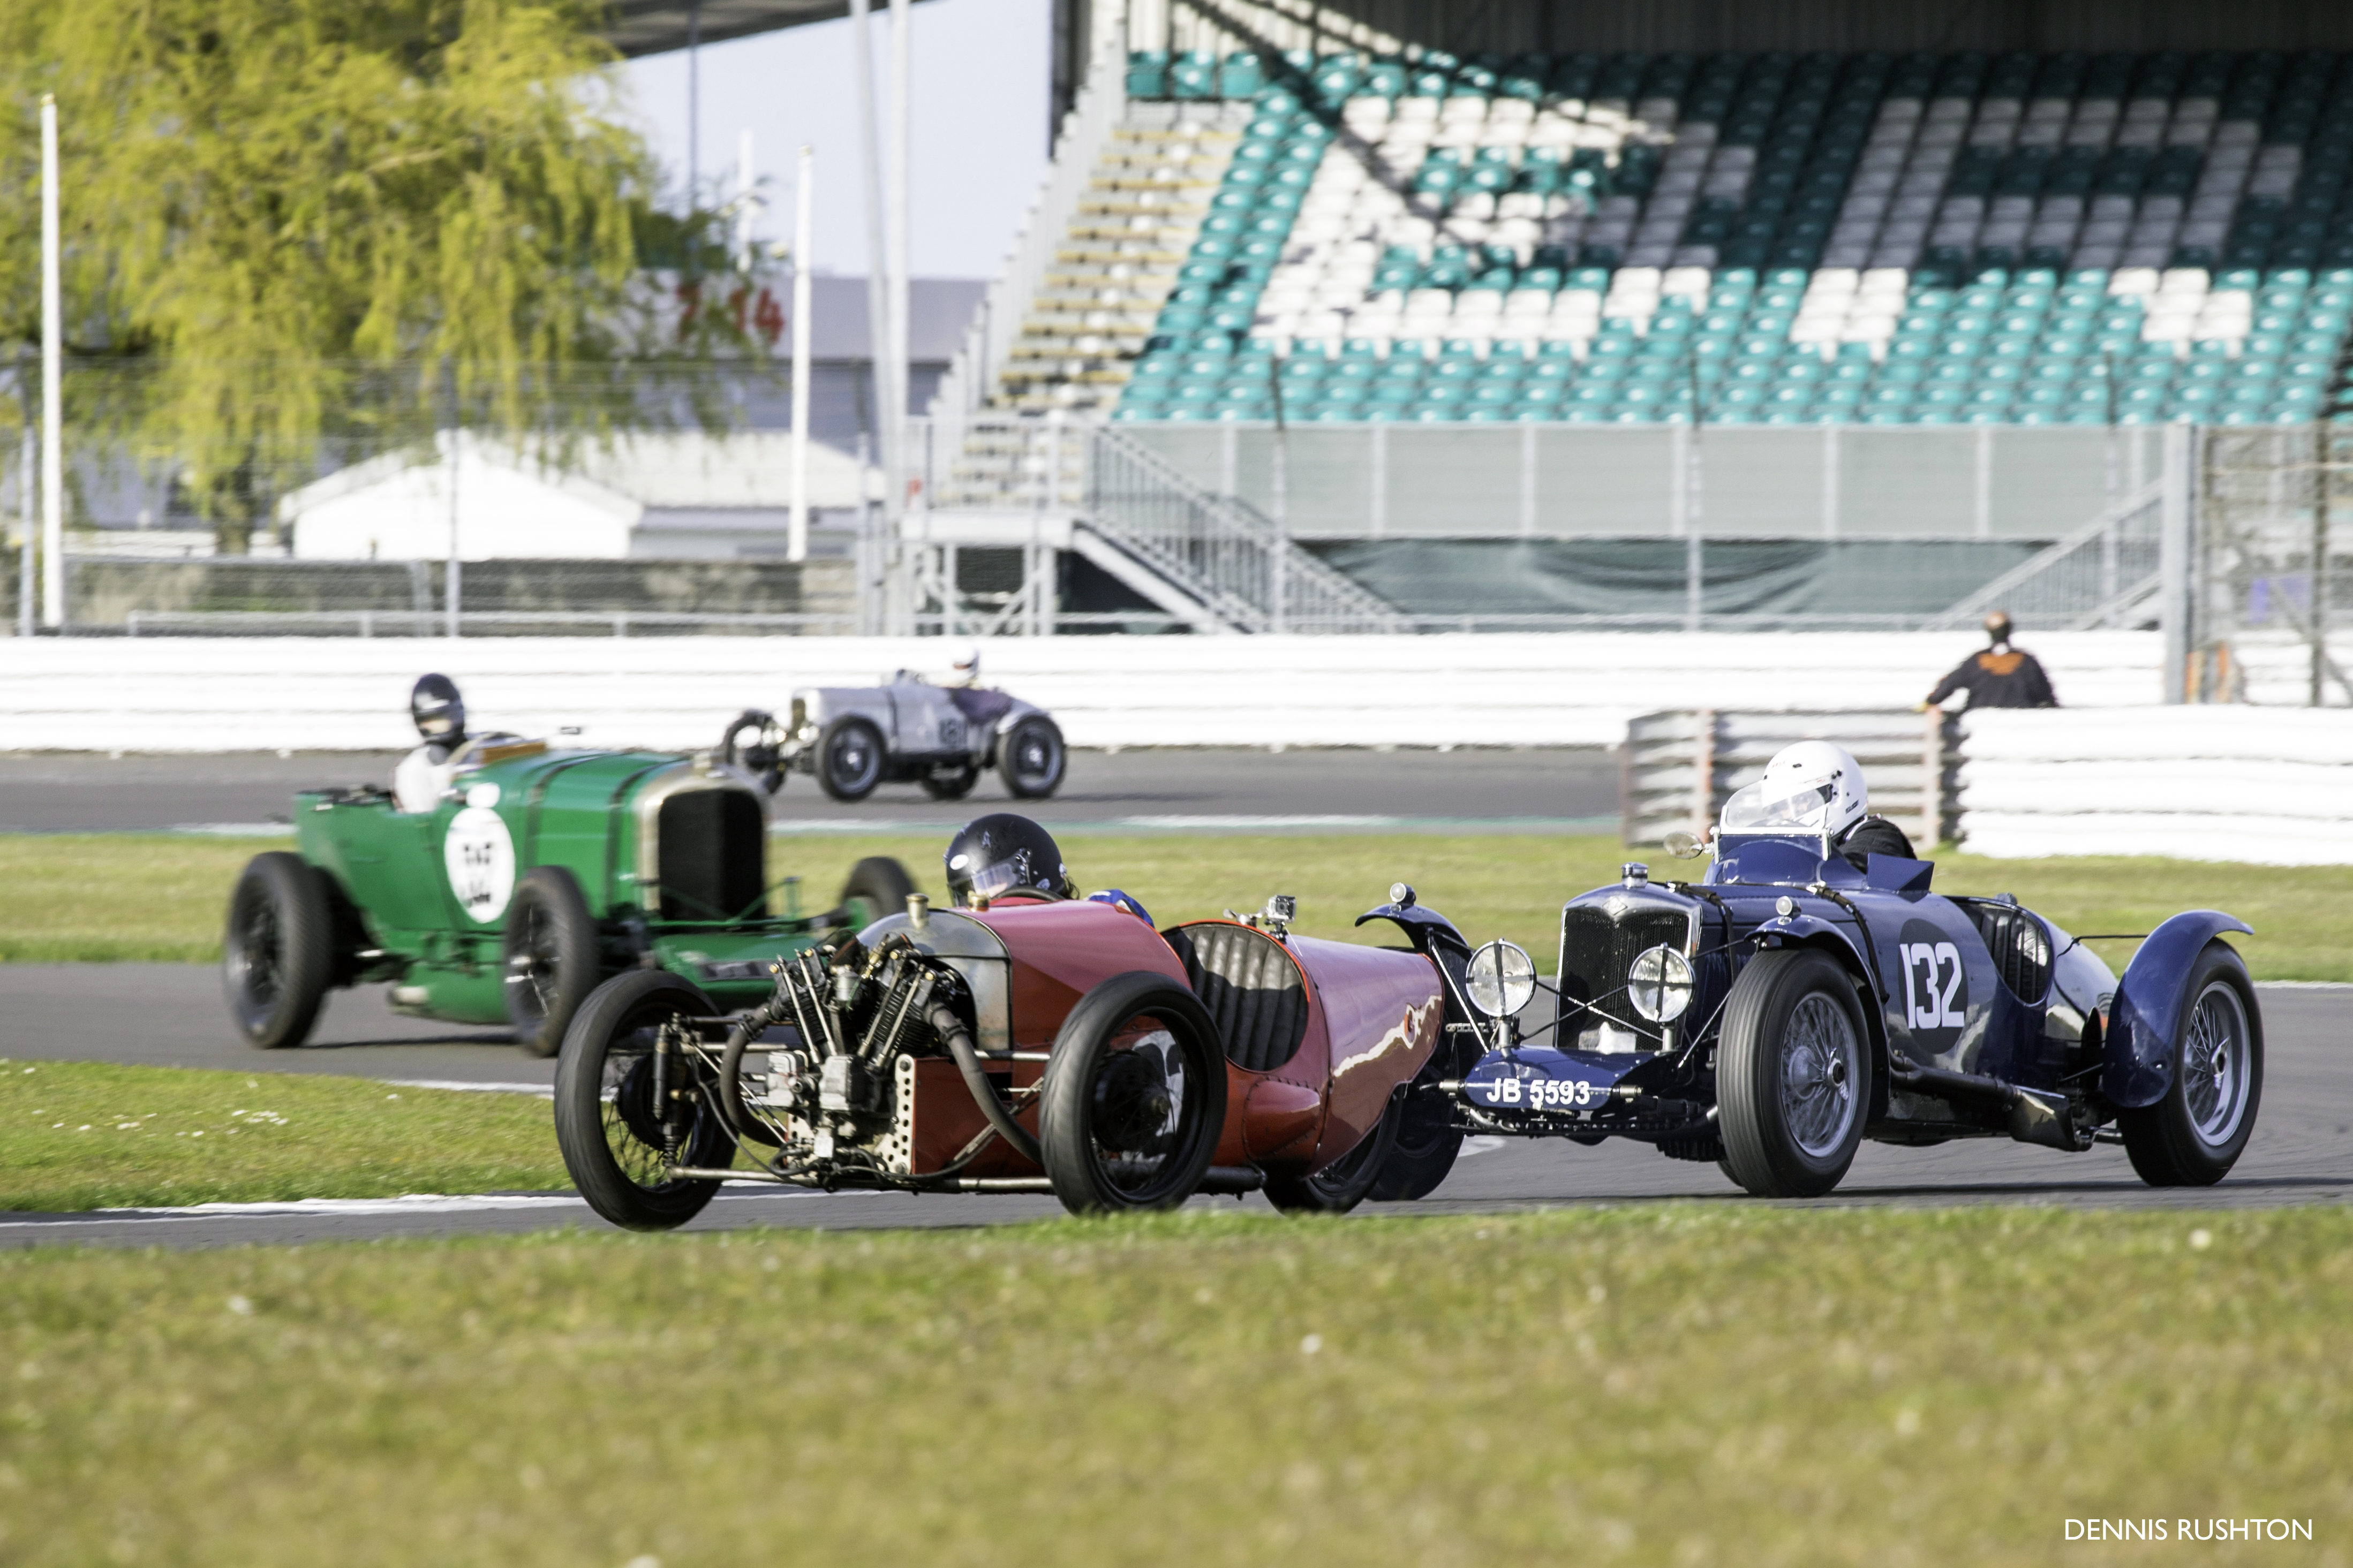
[1889, 1061, 2090, 1153]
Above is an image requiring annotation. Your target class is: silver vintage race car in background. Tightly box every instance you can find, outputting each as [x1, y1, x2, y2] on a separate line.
[720, 666, 1066, 803]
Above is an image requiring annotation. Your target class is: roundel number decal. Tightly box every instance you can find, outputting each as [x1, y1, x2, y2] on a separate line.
[1896, 919, 1967, 1034]
[443, 806, 517, 925]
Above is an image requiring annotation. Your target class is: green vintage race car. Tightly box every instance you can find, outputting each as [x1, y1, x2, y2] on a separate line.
[222, 738, 914, 1056]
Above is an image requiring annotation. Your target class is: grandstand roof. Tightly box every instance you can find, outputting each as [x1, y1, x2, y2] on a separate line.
[604, 0, 935, 59]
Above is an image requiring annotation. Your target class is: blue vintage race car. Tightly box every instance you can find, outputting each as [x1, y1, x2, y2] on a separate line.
[1383, 795, 2263, 1200]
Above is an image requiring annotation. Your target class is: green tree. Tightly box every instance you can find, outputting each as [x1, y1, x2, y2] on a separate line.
[0, 0, 748, 551]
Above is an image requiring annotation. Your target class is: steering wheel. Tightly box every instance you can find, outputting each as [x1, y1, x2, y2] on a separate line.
[719, 709, 788, 793]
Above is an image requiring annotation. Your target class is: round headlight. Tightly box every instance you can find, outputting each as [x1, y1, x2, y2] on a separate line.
[1626, 944, 1694, 1024]
[1466, 940, 1537, 1019]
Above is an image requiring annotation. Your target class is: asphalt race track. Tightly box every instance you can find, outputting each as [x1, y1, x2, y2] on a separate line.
[1, 966, 2344, 1248]
[0, 747, 1620, 835]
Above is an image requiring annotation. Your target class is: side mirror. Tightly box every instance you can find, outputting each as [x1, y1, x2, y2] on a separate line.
[1662, 830, 1705, 860]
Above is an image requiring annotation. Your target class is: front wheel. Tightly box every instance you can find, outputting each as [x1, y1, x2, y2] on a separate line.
[816, 717, 886, 801]
[1268, 1091, 1406, 1215]
[502, 866, 600, 1058]
[553, 971, 734, 1231]
[1716, 949, 1872, 1199]
[1039, 971, 1227, 1214]
[1001, 716, 1066, 799]
[2119, 942, 2264, 1187]
[223, 852, 336, 1049]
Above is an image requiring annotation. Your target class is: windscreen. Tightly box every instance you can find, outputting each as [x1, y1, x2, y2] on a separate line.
[1720, 777, 1838, 834]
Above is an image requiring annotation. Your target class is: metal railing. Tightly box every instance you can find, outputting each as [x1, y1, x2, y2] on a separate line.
[118, 609, 858, 638]
[1084, 425, 1412, 633]
[1923, 478, 2168, 631]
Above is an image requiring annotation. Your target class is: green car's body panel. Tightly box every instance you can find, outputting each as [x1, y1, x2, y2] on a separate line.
[292, 743, 850, 1026]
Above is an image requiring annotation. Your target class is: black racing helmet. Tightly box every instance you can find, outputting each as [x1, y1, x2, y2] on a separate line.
[410, 673, 466, 746]
[944, 813, 1074, 906]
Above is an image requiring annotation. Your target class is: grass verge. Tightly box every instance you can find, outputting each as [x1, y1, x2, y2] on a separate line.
[10, 830, 2353, 979]
[0, 1060, 567, 1211]
[0, 1207, 2345, 1565]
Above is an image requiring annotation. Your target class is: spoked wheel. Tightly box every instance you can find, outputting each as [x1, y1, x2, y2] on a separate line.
[1001, 717, 1065, 799]
[502, 866, 600, 1058]
[1039, 972, 1227, 1214]
[223, 852, 335, 1049]
[553, 971, 735, 1230]
[2120, 942, 2264, 1187]
[817, 717, 886, 801]
[1268, 1090, 1407, 1215]
[1717, 949, 1871, 1199]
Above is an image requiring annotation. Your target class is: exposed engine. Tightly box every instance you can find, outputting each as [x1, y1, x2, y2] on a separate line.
[716, 931, 1007, 1186]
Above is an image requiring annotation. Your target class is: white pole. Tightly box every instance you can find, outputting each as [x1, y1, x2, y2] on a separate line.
[887, 0, 912, 522]
[789, 145, 814, 564]
[40, 95, 63, 628]
[445, 426, 462, 639]
[849, 0, 896, 522]
[17, 424, 32, 639]
[735, 128, 757, 271]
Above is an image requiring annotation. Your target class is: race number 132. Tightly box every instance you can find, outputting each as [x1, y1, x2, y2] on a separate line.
[1902, 941, 1965, 1030]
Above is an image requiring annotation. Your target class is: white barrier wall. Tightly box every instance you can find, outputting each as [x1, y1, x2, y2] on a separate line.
[0, 632, 2162, 753]
[1959, 706, 2353, 865]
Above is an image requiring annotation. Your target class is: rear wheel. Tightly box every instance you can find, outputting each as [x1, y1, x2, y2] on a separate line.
[503, 866, 600, 1058]
[2119, 942, 2263, 1187]
[1001, 716, 1065, 799]
[834, 857, 915, 930]
[223, 852, 336, 1049]
[1039, 972, 1226, 1214]
[816, 717, 886, 801]
[553, 971, 734, 1231]
[1268, 1091, 1406, 1215]
[1717, 949, 1871, 1199]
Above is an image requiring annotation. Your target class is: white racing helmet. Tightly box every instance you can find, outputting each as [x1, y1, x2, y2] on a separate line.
[1720, 740, 1867, 839]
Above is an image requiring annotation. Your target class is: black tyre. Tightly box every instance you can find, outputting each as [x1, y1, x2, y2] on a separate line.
[1367, 1011, 1479, 1202]
[1039, 971, 1227, 1214]
[553, 970, 734, 1231]
[2119, 941, 2264, 1187]
[921, 762, 979, 800]
[1268, 1090, 1406, 1214]
[816, 717, 886, 801]
[503, 866, 601, 1058]
[1717, 948, 1872, 1199]
[223, 852, 337, 1049]
[835, 855, 915, 930]
[1367, 1086, 1465, 1202]
[719, 709, 786, 793]
[1001, 716, 1066, 799]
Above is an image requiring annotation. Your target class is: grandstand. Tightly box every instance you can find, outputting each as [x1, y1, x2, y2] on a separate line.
[903, 10, 2353, 636]
[1105, 47, 2353, 428]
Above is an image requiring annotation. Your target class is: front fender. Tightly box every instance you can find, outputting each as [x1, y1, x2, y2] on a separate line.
[1353, 900, 1469, 960]
[2104, 911, 2254, 1109]
[1751, 913, 1873, 983]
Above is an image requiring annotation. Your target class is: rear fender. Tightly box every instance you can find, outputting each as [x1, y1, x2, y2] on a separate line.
[2104, 911, 2253, 1109]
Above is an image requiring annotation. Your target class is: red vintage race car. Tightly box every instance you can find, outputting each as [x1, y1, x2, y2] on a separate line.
[550, 884, 1475, 1225]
